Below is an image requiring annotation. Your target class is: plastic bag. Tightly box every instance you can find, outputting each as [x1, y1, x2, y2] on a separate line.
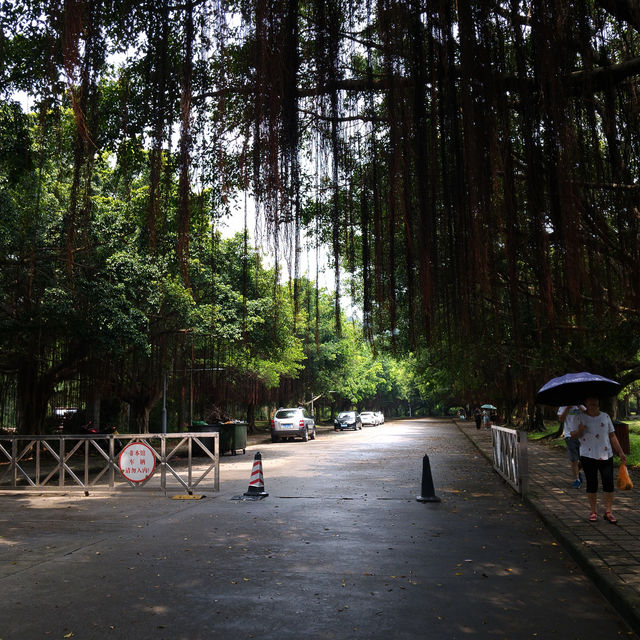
[616, 463, 633, 490]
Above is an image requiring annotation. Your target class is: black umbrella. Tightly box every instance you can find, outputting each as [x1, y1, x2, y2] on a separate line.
[536, 372, 621, 406]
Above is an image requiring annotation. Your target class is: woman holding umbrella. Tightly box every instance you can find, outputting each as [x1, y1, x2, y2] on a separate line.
[536, 373, 625, 523]
[573, 397, 626, 523]
[481, 404, 496, 429]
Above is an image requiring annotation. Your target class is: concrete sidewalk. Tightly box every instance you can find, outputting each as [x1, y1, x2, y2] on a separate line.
[458, 420, 640, 634]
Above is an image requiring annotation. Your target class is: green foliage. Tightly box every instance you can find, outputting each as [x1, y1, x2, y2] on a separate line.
[0, 102, 32, 183]
[3, 0, 639, 433]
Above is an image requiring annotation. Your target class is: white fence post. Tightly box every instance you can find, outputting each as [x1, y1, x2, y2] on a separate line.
[491, 425, 528, 496]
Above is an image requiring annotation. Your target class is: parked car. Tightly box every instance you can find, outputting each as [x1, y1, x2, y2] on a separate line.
[359, 411, 378, 426]
[271, 407, 316, 442]
[375, 411, 385, 424]
[334, 411, 362, 431]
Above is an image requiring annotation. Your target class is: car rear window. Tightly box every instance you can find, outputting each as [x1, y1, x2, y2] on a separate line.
[338, 412, 355, 419]
[276, 410, 298, 419]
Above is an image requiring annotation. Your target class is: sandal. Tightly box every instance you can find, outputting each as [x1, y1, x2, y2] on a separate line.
[589, 512, 598, 522]
[604, 511, 617, 524]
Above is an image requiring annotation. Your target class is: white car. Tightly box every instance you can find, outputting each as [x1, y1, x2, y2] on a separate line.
[359, 411, 378, 426]
[375, 411, 385, 424]
[271, 407, 316, 442]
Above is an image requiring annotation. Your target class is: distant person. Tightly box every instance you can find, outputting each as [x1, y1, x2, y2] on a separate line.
[474, 408, 482, 430]
[558, 405, 585, 488]
[482, 409, 491, 429]
[573, 397, 626, 524]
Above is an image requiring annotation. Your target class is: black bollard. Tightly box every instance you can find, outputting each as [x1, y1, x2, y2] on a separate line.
[416, 454, 441, 503]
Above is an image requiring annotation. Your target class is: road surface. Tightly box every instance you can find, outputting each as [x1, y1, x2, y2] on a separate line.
[0, 418, 635, 639]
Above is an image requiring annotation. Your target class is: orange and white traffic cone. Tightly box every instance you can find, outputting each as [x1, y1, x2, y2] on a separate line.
[244, 451, 269, 497]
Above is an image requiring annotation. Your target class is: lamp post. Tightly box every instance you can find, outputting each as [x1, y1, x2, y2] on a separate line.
[309, 394, 322, 416]
[162, 373, 167, 433]
[307, 391, 337, 418]
[165, 367, 225, 430]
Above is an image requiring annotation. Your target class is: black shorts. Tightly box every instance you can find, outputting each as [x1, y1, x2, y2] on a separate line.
[580, 456, 614, 493]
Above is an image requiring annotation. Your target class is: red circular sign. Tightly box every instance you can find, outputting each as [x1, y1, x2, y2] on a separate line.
[118, 442, 156, 483]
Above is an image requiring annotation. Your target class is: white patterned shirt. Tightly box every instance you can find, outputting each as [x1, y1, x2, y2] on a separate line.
[578, 411, 615, 460]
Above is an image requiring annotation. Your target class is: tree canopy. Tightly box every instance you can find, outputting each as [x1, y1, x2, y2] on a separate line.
[1, 0, 639, 431]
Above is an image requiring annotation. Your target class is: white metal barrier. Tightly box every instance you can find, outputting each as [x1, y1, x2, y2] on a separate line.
[0, 432, 219, 495]
[491, 425, 528, 495]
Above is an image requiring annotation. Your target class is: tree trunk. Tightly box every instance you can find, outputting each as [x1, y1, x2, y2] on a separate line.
[519, 404, 545, 431]
[16, 362, 51, 435]
[88, 392, 101, 431]
[246, 402, 255, 434]
[129, 400, 151, 433]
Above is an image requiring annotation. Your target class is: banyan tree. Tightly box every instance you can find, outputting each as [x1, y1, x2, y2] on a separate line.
[212, 0, 640, 407]
[1, 0, 640, 430]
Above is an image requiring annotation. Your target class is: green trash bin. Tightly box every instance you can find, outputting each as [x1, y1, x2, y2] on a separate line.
[214, 423, 232, 455]
[218, 422, 247, 455]
[191, 423, 218, 456]
[232, 422, 247, 454]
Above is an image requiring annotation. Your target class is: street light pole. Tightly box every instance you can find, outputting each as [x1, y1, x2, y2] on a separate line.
[310, 394, 323, 416]
[307, 391, 337, 419]
[162, 373, 167, 434]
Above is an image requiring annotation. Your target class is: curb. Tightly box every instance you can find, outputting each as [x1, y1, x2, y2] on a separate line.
[526, 493, 640, 635]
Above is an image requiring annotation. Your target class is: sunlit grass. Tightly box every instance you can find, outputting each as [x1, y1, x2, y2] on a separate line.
[628, 418, 640, 432]
[528, 423, 562, 442]
[626, 418, 640, 467]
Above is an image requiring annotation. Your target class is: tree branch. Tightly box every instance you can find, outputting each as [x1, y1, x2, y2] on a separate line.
[618, 365, 640, 388]
[596, 0, 640, 33]
[299, 107, 383, 124]
[194, 57, 640, 104]
[566, 56, 640, 91]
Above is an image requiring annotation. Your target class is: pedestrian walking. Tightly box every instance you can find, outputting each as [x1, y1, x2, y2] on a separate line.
[482, 409, 491, 429]
[558, 405, 585, 488]
[474, 407, 482, 430]
[574, 397, 627, 523]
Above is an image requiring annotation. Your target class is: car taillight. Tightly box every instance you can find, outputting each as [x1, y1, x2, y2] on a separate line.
[299, 419, 305, 427]
[271, 419, 275, 428]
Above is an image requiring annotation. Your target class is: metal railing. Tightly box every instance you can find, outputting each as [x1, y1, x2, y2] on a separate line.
[491, 425, 528, 495]
[0, 432, 219, 495]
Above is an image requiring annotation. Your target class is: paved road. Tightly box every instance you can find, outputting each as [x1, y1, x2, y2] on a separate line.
[0, 419, 635, 639]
